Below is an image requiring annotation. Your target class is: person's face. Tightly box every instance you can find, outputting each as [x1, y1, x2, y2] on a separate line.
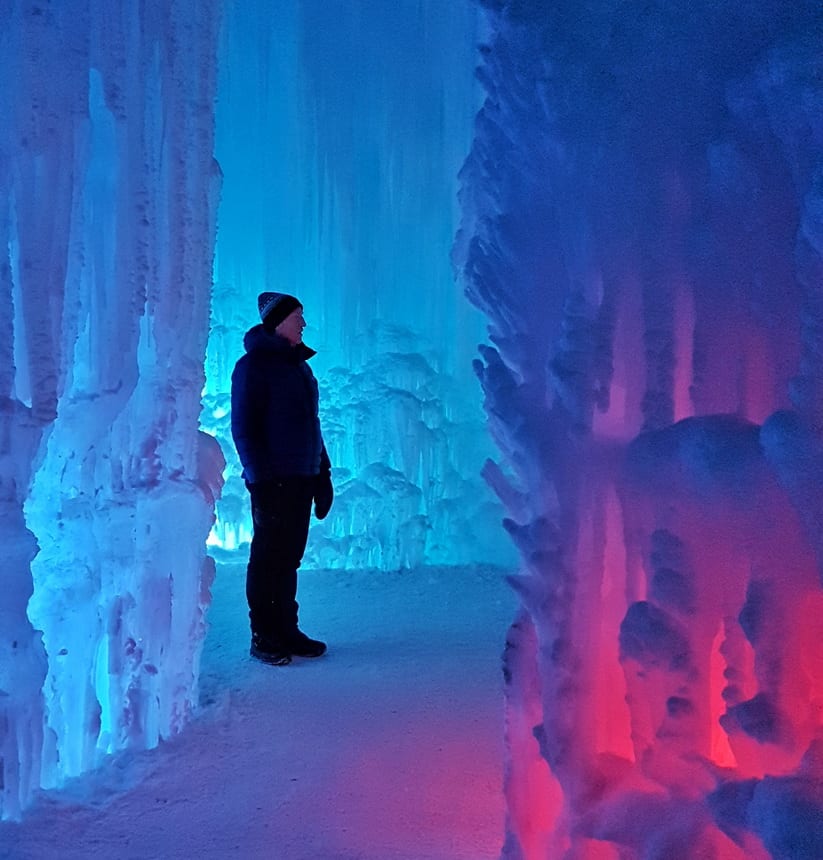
[275, 307, 306, 345]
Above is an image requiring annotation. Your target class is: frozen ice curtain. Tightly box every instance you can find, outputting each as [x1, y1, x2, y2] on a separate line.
[202, 0, 507, 572]
[455, 1, 823, 857]
[0, 1, 222, 819]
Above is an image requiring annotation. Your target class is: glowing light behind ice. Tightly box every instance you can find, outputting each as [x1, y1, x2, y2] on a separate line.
[1, 0, 222, 819]
[456, 1, 823, 856]
[203, 0, 513, 570]
[2, 0, 512, 823]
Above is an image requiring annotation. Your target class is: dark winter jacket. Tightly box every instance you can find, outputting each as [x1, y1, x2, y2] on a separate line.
[230, 325, 331, 483]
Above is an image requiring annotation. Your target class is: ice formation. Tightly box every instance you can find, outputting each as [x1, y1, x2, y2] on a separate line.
[455, 1, 823, 857]
[1, 1, 222, 819]
[202, 0, 513, 570]
[1, 0, 509, 823]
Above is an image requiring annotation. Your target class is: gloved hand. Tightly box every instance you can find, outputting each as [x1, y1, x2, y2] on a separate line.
[314, 470, 334, 520]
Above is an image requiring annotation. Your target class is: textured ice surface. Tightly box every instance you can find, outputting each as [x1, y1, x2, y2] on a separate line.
[456, 1, 823, 856]
[1, 0, 510, 824]
[202, 0, 513, 570]
[1, 0, 221, 819]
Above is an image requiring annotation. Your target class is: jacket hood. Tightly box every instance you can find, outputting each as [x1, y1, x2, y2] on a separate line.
[243, 324, 316, 360]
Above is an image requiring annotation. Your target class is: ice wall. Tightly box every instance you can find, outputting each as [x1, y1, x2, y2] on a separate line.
[1, 1, 222, 820]
[203, 0, 514, 570]
[455, 1, 823, 856]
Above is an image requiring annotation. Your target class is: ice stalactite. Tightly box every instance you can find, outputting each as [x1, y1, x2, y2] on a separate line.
[0, 0, 222, 820]
[455, 1, 823, 856]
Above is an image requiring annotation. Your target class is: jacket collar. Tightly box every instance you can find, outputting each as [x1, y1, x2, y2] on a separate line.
[243, 324, 317, 360]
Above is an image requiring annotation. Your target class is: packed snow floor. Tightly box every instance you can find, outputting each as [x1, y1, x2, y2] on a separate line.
[1, 560, 517, 860]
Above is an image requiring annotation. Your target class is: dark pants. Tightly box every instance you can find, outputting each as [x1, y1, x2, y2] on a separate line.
[246, 477, 315, 643]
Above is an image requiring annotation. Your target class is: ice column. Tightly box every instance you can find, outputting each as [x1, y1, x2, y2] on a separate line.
[456, 1, 823, 856]
[1, 0, 222, 819]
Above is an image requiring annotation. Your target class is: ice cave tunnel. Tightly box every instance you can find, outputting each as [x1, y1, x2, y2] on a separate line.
[3, 1, 823, 858]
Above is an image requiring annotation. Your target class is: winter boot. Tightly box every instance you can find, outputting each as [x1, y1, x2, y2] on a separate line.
[287, 630, 327, 658]
[250, 633, 292, 666]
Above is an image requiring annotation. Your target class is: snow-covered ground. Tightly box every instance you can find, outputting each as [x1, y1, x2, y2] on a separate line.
[1, 560, 516, 860]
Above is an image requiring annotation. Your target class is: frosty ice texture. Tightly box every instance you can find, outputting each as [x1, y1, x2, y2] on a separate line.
[202, 0, 513, 570]
[1, 1, 222, 819]
[456, 1, 823, 856]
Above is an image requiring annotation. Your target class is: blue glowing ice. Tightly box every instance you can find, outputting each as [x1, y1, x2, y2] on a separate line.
[1, 0, 222, 819]
[203, 0, 512, 570]
[1, 0, 511, 822]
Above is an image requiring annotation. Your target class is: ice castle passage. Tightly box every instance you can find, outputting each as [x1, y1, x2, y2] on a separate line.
[1, 0, 508, 824]
[5, 1, 823, 857]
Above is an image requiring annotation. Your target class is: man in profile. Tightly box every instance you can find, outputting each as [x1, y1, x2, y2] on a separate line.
[230, 292, 334, 665]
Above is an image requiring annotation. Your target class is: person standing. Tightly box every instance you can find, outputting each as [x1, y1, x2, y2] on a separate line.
[230, 292, 334, 665]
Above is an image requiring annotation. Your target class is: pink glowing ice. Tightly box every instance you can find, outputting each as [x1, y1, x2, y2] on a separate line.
[456, 2, 823, 856]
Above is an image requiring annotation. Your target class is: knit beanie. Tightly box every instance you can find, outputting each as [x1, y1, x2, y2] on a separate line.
[258, 292, 302, 328]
